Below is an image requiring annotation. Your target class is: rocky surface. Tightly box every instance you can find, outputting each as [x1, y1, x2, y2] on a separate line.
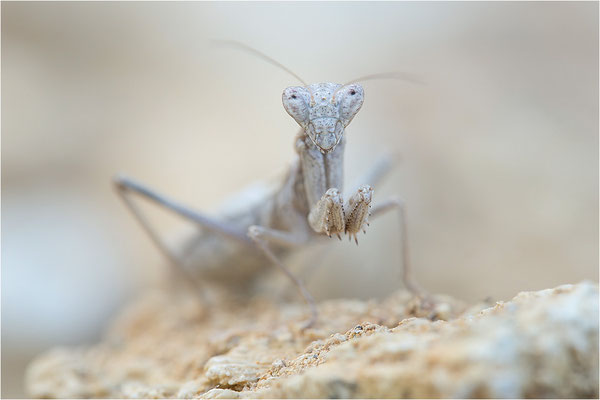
[26, 282, 598, 398]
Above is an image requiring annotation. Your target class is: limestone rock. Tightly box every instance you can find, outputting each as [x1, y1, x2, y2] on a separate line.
[26, 282, 598, 398]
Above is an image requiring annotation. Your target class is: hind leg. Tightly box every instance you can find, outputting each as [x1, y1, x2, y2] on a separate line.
[113, 174, 254, 286]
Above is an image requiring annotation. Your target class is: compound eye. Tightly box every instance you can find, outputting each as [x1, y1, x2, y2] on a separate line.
[282, 86, 311, 127]
[338, 84, 364, 127]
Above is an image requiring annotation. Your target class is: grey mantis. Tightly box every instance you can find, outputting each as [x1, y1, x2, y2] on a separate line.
[113, 43, 427, 327]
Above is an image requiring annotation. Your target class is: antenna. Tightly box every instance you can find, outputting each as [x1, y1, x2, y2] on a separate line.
[344, 71, 426, 86]
[212, 40, 307, 86]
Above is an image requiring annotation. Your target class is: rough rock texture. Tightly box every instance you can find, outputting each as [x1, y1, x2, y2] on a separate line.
[26, 282, 598, 398]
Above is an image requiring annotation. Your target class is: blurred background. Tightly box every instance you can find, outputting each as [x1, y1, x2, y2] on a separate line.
[2, 2, 598, 397]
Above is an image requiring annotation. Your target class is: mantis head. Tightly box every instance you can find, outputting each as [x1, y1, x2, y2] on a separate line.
[283, 82, 364, 153]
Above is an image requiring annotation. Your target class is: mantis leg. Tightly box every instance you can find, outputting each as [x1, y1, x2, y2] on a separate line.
[113, 174, 253, 269]
[342, 153, 398, 243]
[369, 197, 427, 297]
[348, 152, 397, 195]
[299, 155, 398, 281]
[246, 225, 317, 328]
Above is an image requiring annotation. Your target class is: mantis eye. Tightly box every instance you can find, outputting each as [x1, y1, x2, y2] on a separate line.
[282, 86, 311, 127]
[337, 84, 364, 127]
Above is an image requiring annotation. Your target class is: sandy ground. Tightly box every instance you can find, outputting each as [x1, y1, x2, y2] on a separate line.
[26, 282, 598, 398]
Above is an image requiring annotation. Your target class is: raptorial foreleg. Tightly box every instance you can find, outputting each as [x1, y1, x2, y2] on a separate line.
[344, 185, 373, 245]
[307, 188, 345, 239]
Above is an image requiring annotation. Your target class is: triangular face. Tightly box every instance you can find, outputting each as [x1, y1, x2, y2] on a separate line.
[282, 83, 364, 153]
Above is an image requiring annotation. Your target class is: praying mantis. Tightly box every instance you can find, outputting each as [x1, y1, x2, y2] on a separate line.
[113, 42, 427, 327]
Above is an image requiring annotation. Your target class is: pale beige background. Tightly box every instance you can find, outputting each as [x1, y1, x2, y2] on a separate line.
[2, 2, 598, 397]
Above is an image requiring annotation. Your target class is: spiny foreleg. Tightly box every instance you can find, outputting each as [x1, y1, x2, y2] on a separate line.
[307, 188, 345, 239]
[344, 185, 373, 245]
